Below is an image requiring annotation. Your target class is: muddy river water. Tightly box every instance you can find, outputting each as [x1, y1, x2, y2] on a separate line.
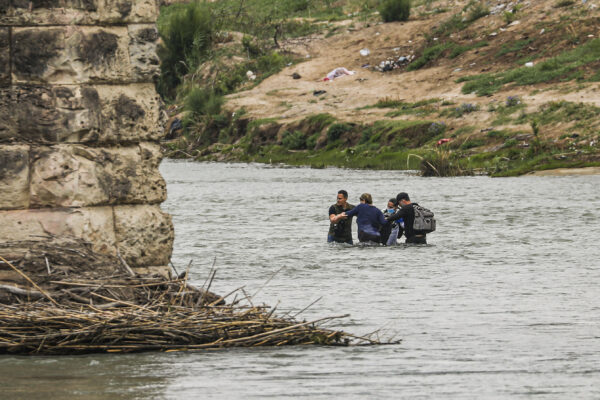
[2, 160, 599, 399]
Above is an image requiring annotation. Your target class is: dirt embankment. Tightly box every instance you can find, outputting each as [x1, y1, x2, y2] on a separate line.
[225, 0, 600, 139]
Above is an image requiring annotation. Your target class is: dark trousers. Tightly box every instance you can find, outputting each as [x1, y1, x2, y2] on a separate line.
[406, 235, 427, 245]
[328, 234, 353, 245]
[358, 230, 381, 243]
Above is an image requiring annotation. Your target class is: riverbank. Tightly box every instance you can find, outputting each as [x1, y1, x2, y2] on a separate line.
[527, 166, 600, 176]
[163, 109, 600, 176]
[159, 0, 600, 176]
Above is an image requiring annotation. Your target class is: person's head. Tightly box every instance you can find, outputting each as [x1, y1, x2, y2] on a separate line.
[359, 193, 373, 204]
[387, 198, 398, 210]
[337, 190, 348, 206]
[396, 192, 410, 206]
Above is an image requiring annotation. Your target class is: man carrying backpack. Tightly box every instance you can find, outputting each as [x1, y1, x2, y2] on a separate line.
[386, 192, 435, 244]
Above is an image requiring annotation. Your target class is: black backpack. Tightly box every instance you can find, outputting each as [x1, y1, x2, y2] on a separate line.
[413, 204, 436, 234]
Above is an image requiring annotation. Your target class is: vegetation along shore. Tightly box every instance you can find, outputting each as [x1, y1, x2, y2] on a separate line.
[157, 0, 600, 176]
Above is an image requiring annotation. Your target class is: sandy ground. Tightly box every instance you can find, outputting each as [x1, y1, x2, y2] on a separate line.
[527, 167, 600, 176]
[225, 0, 600, 133]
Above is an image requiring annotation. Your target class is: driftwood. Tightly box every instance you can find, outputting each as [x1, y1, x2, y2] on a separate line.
[0, 238, 390, 355]
[0, 284, 43, 298]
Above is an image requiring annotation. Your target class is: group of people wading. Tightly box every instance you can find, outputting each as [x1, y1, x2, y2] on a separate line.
[328, 190, 435, 246]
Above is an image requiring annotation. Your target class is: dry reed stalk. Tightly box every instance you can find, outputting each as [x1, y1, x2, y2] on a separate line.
[0, 239, 394, 355]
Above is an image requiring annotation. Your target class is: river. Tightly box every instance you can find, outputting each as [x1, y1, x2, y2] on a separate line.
[2, 160, 599, 399]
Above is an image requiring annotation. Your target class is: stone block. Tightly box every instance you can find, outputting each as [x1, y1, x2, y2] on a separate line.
[12, 26, 159, 84]
[1, 0, 159, 25]
[0, 84, 164, 144]
[94, 83, 165, 144]
[29, 143, 166, 208]
[0, 206, 117, 255]
[128, 24, 160, 81]
[0, 28, 9, 86]
[114, 204, 173, 267]
[0, 145, 30, 210]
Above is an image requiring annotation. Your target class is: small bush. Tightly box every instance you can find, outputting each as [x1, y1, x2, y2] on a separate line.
[374, 97, 406, 108]
[419, 149, 467, 177]
[185, 87, 224, 119]
[256, 51, 288, 75]
[502, 5, 521, 24]
[306, 133, 319, 149]
[407, 42, 453, 71]
[449, 41, 488, 59]
[428, 122, 447, 136]
[242, 35, 263, 57]
[486, 130, 509, 139]
[460, 138, 485, 150]
[360, 127, 373, 144]
[466, 2, 490, 22]
[452, 103, 478, 117]
[157, 1, 216, 99]
[555, 0, 575, 7]
[306, 113, 336, 131]
[281, 131, 306, 150]
[327, 123, 353, 142]
[506, 96, 521, 107]
[432, 14, 468, 37]
[379, 0, 411, 23]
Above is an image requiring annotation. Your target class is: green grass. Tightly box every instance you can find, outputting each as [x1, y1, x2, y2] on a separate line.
[491, 102, 526, 126]
[408, 40, 488, 70]
[459, 38, 600, 96]
[305, 113, 337, 131]
[367, 98, 440, 117]
[453, 126, 476, 136]
[460, 138, 486, 150]
[555, 0, 576, 7]
[493, 158, 600, 177]
[431, 13, 469, 38]
[515, 101, 600, 134]
[247, 117, 279, 130]
[486, 129, 511, 139]
[407, 43, 454, 71]
[177, 109, 600, 176]
[495, 38, 534, 58]
[449, 41, 489, 58]
[250, 146, 426, 170]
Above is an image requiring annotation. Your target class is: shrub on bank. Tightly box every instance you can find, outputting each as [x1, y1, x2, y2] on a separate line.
[184, 87, 224, 120]
[282, 131, 306, 150]
[157, 1, 216, 100]
[327, 123, 353, 142]
[379, 0, 411, 22]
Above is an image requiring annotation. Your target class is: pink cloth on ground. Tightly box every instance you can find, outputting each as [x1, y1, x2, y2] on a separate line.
[325, 67, 355, 81]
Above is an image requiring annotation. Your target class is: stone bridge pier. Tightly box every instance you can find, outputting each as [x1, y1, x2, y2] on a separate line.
[0, 0, 174, 272]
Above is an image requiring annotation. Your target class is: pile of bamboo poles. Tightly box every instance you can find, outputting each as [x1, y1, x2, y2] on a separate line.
[0, 239, 380, 354]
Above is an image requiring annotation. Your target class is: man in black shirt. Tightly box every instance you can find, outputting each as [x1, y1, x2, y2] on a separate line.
[388, 192, 427, 244]
[328, 190, 355, 244]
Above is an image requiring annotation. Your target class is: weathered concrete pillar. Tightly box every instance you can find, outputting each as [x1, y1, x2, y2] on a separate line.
[0, 0, 173, 271]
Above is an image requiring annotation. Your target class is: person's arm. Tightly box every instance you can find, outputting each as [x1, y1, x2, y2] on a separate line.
[343, 204, 360, 218]
[329, 205, 338, 223]
[387, 206, 409, 222]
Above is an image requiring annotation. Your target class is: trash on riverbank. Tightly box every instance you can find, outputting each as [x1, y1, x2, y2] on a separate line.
[0, 239, 386, 355]
[375, 55, 414, 72]
[323, 67, 355, 81]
